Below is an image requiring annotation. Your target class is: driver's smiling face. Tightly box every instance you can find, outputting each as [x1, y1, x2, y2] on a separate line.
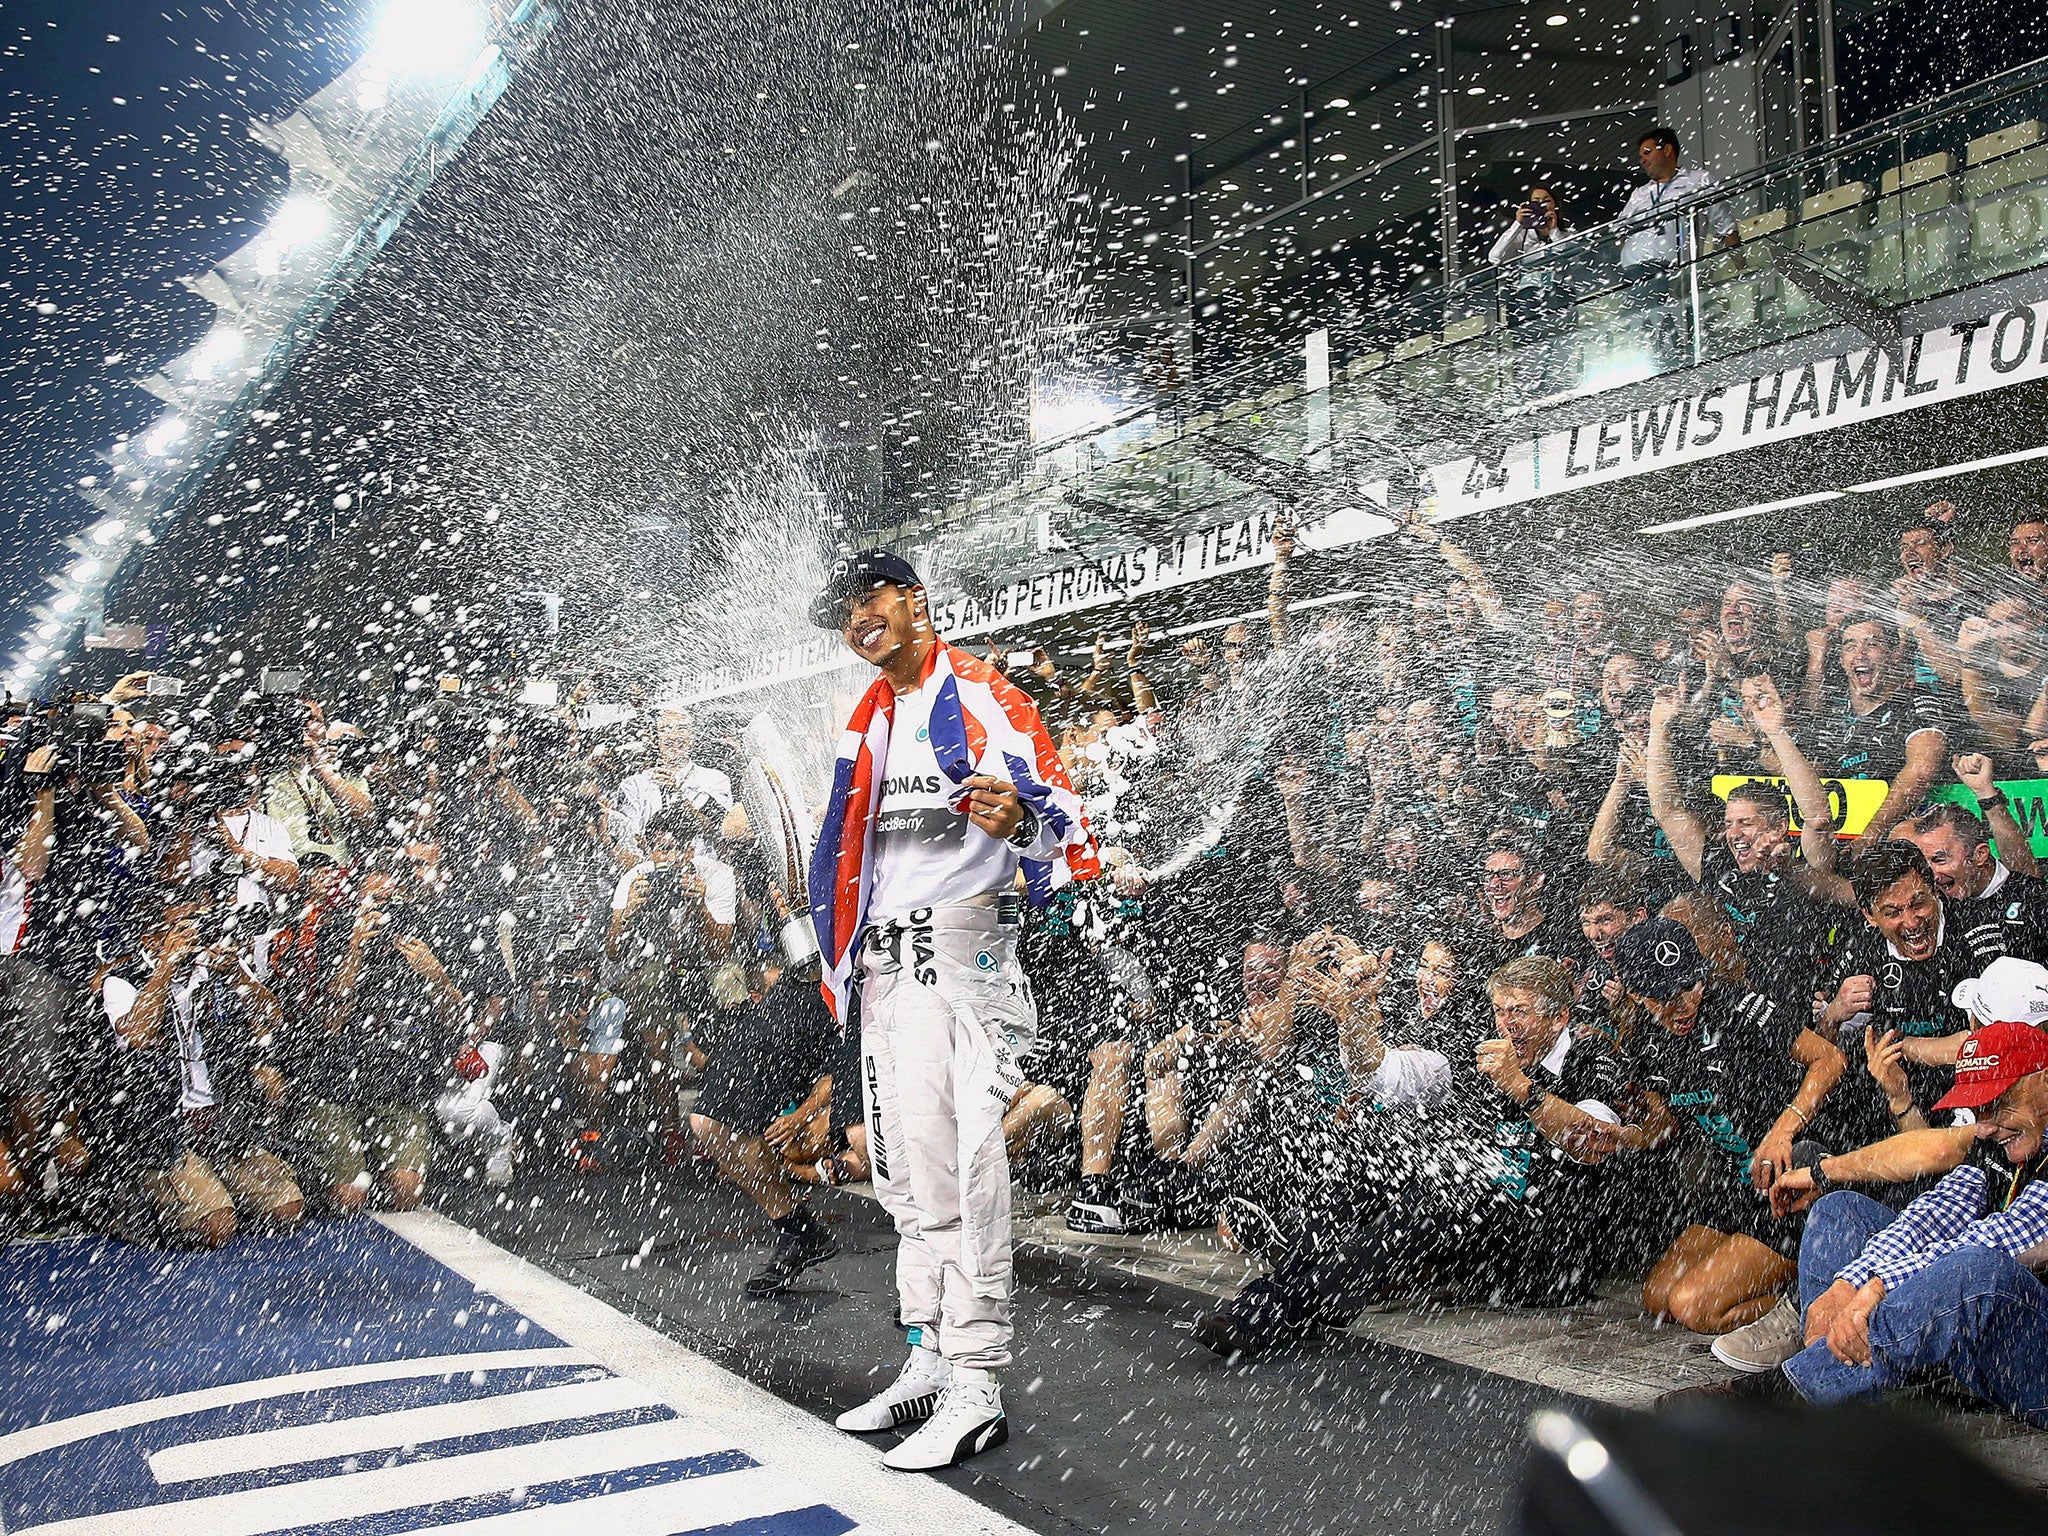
[842, 582, 927, 666]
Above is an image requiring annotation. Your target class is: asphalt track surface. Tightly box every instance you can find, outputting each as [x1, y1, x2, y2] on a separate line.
[435, 1163, 1593, 1536]
[0, 1160, 1595, 1535]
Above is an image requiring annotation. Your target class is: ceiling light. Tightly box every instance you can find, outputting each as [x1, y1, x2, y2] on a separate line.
[143, 417, 189, 457]
[1545, 13, 1570, 25]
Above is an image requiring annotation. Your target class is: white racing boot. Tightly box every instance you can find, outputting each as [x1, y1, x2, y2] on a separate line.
[880, 1366, 1007, 1471]
[835, 1344, 951, 1434]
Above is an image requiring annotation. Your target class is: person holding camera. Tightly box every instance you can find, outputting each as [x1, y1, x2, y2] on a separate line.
[1489, 185, 1577, 398]
[293, 855, 478, 1214]
[581, 804, 737, 1169]
[261, 700, 377, 867]
[82, 882, 304, 1246]
[608, 707, 737, 870]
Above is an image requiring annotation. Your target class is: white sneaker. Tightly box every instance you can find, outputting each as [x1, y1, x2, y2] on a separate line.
[835, 1345, 950, 1434]
[881, 1366, 1007, 1471]
[1711, 1294, 1803, 1373]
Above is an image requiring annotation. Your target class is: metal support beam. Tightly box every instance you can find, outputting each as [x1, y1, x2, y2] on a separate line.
[1434, 18, 1459, 285]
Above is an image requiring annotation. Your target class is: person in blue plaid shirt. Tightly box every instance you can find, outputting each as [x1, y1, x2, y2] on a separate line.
[1687, 1018, 2048, 1424]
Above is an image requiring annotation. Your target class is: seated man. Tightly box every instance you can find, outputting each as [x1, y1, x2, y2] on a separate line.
[688, 953, 841, 1298]
[1689, 1020, 2048, 1427]
[86, 887, 304, 1246]
[1191, 956, 1636, 1361]
[1612, 919, 1844, 1348]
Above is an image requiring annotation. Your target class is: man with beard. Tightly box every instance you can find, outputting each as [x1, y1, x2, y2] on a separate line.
[2006, 509, 2048, 591]
[807, 550, 1097, 1472]
[1815, 842, 1981, 1151]
[1617, 919, 1845, 1341]
[1897, 787, 2048, 965]
[1645, 678, 1850, 1014]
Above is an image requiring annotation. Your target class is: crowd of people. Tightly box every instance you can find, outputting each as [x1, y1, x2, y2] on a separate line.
[3, 486, 2048, 1438]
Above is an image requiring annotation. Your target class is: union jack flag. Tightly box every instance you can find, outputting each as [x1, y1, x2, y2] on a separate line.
[808, 639, 1099, 1024]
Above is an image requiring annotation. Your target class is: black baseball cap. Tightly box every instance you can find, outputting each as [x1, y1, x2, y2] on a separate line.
[808, 549, 922, 629]
[1612, 916, 1707, 1000]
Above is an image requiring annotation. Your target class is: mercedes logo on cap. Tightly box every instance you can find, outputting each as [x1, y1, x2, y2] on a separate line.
[1653, 939, 1682, 968]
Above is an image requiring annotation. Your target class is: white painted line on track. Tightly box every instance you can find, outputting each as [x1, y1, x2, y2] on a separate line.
[147, 1375, 663, 1484]
[17, 1419, 736, 1536]
[0, 1347, 595, 1469]
[380, 1210, 1040, 1536]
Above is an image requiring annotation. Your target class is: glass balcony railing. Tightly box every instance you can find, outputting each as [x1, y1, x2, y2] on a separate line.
[892, 55, 2048, 590]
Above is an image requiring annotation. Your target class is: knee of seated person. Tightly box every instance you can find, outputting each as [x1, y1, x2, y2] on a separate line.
[687, 1112, 725, 1145]
[188, 1206, 237, 1249]
[383, 1169, 425, 1211]
[269, 1195, 306, 1229]
[1661, 1275, 1723, 1333]
[1922, 1242, 2028, 1298]
[328, 1179, 370, 1215]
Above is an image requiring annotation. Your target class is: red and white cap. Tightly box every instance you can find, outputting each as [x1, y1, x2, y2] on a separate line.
[1932, 1020, 2048, 1111]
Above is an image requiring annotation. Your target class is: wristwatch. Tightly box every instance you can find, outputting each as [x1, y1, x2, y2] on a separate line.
[1005, 804, 1040, 850]
[1791, 1139, 1832, 1192]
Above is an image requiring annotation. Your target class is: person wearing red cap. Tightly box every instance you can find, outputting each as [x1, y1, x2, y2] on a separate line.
[1688, 1019, 2048, 1423]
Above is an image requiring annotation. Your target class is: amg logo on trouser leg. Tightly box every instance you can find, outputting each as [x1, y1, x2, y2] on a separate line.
[865, 1056, 890, 1180]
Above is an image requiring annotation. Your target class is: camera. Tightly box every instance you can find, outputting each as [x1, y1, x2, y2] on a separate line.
[59, 702, 129, 783]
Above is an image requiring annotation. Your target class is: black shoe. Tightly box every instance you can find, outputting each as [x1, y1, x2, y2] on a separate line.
[744, 1220, 840, 1298]
[1216, 1195, 1290, 1261]
[1192, 1278, 1301, 1362]
[1657, 1368, 1802, 1410]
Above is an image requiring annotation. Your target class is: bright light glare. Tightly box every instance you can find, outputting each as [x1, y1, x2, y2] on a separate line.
[188, 326, 244, 379]
[67, 559, 102, 583]
[89, 519, 127, 545]
[51, 593, 81, 615]
[372, 0, 488, 78]
[1031, 388, 1126, 445]
[144, 417, 189, 457]
[253, 196, 330, 275]
[1545, 12, 1570, 25]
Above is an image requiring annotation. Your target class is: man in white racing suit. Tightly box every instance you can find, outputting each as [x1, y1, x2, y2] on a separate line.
[807, 549, 1098, 1472]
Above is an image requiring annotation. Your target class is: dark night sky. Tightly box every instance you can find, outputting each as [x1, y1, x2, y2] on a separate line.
[0, 0, 367, 648]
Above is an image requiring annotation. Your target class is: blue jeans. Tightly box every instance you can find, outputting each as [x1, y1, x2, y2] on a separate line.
[1782, 1191, 2048, 1427]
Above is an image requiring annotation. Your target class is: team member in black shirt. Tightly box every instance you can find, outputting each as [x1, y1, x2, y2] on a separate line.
[1815, 842, 1981, 1151]
[1817, 611, 1950, 845]
[1460, 830, 1572, 980]
[1898, 796, 2048, 966]
[1617, 919, 1845, 1336]
[1644, 678, 1850, 1013]
[1191, 956, 1634, 1360]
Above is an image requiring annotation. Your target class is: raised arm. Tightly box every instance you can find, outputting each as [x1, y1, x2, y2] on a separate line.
[1864, 724, 1949, 845]
[1953, 752, 2042, 877]
[1587, 736, 1644, 866]
[1744, 677, 1854, 903]
[1644, 685, 1709, 881]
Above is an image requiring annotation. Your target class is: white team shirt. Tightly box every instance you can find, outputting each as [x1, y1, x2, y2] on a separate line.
[1616, 165, 1736, 269]
[609, 763, 735, 855]
[867, 681, 1023, 923]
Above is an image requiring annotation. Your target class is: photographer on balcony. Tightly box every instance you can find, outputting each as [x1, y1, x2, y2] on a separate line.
[1489, 184, 1577, 399]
